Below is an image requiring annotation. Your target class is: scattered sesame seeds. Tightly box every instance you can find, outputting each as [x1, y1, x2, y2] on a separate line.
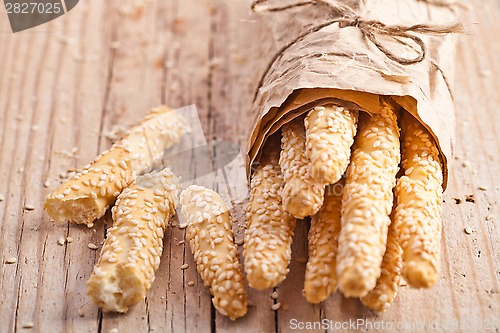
[66, 236, 74, 243]
[5, 257, 17, 264]
[57, 237, 66, 246]
[478, 186, 488, 191]
[464, 227, 473, 235]
[22, 322, 34, 329]
[486, 214, 493, 221]
[181, 264, 189, 270]
[271, 291, 278, 299]
[187, 281, 195, 286]
[44, 180, 51, 188]
[77, 308, 84, 317]
[88, 243, 98, 250]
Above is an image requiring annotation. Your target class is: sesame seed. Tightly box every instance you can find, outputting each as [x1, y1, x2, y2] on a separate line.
[464, 227, 473, 235]
[88, 243, 98, 250]
[5, 257, 17, 264]
[24, 204, 35, 211]
[181, 264, 189, 270]
[478, 186, 487, 191]
[57, 237, 66, 246]
[187, 281, 195, 286]
[77, 308, 84, 317]
[271, 303, 281, 311]
[66, 237, 74, 243]
[22, 322, 34, 329]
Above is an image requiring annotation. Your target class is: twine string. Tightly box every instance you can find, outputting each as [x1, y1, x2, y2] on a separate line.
[252, 0, 462, 66]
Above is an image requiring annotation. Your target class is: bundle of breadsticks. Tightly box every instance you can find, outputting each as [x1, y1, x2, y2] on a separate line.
[244, 0, 461, 311]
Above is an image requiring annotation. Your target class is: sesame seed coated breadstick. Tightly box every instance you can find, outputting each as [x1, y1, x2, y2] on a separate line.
[244, 145, 296, 290]
[303, 180, 343, 303]
[280, 118, 325, 218]
[87, 168, 180, 313]
[337, 100, 400, 297]
[305, 104, 358, 185]
[44, 106, 186, 227]
[394, 113, 443, 288]
[361, 218, 403, 312]
[180, 185, 247, 320]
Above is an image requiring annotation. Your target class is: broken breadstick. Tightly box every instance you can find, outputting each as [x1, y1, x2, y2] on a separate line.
[394, 112, 444, 288]
[361, 217, 403, 311]
[305, 104, 358, 185]
[280, 118, 324, 218]
[337, 99, 400, 297]
[87, 168, 180, 313]
[303, 179, 343, 303]
[244, 142, 296, 290]
[180, 185, 247, 320]
[44, 106, 186, 227]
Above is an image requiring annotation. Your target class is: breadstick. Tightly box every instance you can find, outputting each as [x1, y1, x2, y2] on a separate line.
[394, 112, 443, 288]
[305, 104, 358, 185]
[303, 180, 343, 303]
[244, 143, 296, 290]
[180, 185, 247, 320]
[337, 99, 400, 297]
[280, 118, 324, 218]
[87, 168, 179, 313]
[361, 218, 403, 311]
[44, 106, 186, 227]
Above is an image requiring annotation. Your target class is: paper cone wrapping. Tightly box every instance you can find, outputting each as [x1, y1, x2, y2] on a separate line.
[246, 0, 461, 189]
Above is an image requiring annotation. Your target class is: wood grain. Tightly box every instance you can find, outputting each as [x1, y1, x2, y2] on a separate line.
[0, 0, 498, 332]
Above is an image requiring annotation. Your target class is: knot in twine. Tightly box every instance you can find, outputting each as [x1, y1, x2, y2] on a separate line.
[252, 0, 464, 66]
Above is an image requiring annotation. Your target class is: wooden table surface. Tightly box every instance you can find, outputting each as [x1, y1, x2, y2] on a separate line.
[0, 1, 498, 332]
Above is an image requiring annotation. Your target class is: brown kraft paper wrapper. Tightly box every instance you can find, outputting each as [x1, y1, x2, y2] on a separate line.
[246, 0, 462, 189]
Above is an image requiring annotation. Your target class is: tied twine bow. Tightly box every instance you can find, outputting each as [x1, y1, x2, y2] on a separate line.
[252, 0, 463, 94]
